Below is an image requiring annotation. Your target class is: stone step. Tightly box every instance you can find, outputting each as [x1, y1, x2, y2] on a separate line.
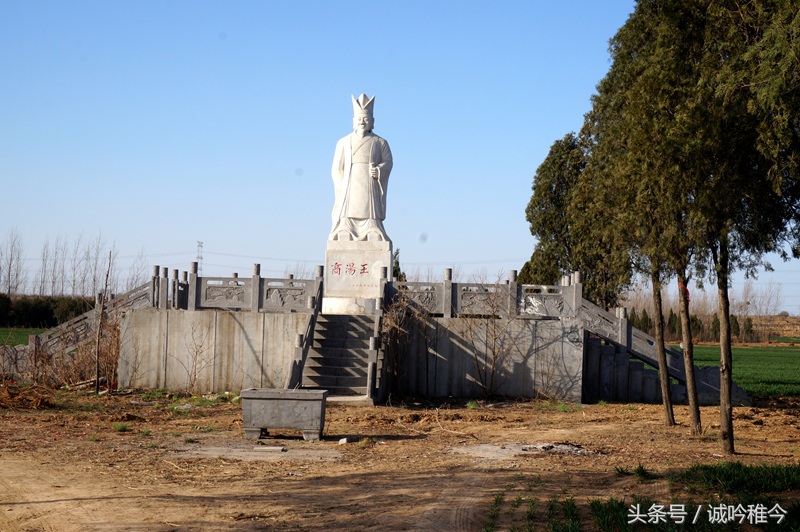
[308, 347, 371, 361]
[303, 365, 368, 378]
[304, 355, 369, 369]
[316, 315, 374, 328]
[302, 375, 368, 391]
[313, 330, 373, 342]
[302, 385, 369, 396]
[314, 326, 373, 338]
[312, 338, 371, 349]
[302, 373, 367, 385]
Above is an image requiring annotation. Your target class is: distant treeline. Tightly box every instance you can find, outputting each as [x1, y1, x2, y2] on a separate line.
[628, 308, 756, 343]
[0, 294, 93, 328]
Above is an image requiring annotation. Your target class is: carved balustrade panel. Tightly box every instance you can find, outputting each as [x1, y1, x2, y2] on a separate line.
[397, 282, 442, 314]
[112, 282, 152, 311]
[263, 279, 312, 311]
[579, 301, 619, 340]
[518, 285, 567, 317]
[199, 277, 252, 309]
[39, 314, 93, 353]
[456, 283, 510, 316]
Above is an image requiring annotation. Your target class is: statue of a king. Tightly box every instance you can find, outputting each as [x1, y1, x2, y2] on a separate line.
[329, 94, 393, 242]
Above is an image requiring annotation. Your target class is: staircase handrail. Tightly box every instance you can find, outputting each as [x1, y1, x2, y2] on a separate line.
[579, 298, 686, 383]
[108, 282, 153, 313]
[30, 281, 154, 356]
[285, 278, 324, 389]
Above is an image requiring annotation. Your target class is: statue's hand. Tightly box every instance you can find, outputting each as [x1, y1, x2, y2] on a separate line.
[370, 165, 379, 179]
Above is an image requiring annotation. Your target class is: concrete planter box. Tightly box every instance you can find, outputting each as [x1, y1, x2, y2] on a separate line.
[241, 388, 328, 441]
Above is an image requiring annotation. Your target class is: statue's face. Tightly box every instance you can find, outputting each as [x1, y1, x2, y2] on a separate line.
[353, 115, 373, 136]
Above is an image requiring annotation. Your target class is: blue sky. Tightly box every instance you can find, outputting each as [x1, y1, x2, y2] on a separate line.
[2, 1, 799, 312]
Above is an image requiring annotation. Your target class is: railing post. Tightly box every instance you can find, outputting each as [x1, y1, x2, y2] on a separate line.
[443, 268, 453, 318]
[571, 271, 582, 318]
[151, 265, 160, 308]
[508, 269, 518, 318]
[252, 263, 261, 313]
[179, 270, 188, 309]
[159, 267, 169, 309]
[188, 262, 199, 311]
[171, 269, 179, 309]
[285, 334, 306, 390]
[315, 265, 324, 311]
[379, 267, 388, 314]
[616, 307, 630, 350]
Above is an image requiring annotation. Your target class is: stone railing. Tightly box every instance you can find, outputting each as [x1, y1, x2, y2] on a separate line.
[147, 263, 322, 313]
[29, 281, 153, 357]
[389, 269, 687, 383]
[286, 276, 324, 390]
[27, 262, 321, 366]
[579, 298, 686, 383]
[388, 269, 582, 319]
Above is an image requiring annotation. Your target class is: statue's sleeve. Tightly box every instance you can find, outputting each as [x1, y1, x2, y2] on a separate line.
[331, 138, 346, 181]
[377, 138, 393, 178]
[330, 137, 349, 227]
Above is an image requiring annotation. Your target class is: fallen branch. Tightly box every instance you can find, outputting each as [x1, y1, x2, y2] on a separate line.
[0, 384, 54, 410]
[162, 460, 189, 472]
[434, 408, 478, 439]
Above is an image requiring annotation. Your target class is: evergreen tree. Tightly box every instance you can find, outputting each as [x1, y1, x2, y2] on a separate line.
[392, 249, 407, 283]
[711, 313, 721, 341]
[580, 0, 800, 450]
[730, 315, 740, 338]
[667, 309, 680, 339]
[628, 308, 640, 331]
[639, 309, 653, 333]
[522, 133, 631, 306]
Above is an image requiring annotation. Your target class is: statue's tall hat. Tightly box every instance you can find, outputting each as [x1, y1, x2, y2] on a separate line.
[352, 94, 375, 117]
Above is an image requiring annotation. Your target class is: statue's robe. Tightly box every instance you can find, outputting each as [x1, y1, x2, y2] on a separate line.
[329, 132, 393, 241]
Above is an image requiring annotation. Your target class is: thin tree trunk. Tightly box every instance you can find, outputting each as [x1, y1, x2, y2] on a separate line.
[677, 267, 702, 435]
[651, 272, 675, 426]
[716, 238, 734, 454]
[94, 251, 112, 395]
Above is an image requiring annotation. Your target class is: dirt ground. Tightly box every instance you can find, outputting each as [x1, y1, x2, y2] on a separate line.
[1, 390, 799, 531]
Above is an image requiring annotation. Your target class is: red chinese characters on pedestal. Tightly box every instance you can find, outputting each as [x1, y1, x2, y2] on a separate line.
[330, 262, 370, 276]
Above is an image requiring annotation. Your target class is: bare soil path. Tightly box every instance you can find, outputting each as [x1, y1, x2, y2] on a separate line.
[1, 392, 799, 530]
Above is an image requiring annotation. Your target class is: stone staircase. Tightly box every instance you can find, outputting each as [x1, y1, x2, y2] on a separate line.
[301, 314, 381, 400]
[582, 336, 683, 403]
[582, 335, 750, 405]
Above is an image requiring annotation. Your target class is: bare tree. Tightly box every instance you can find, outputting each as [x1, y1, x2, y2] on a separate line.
[51, 235, 68, 296]
[283, 262, 313, 280]
[453, 274, 520, 397]
[95, 251, 113, 394]
[181, 322, 214, 394]
[69, 232, 87, 297]
[1, 228, 26, 296]
[34, 238, 50, 296]
[124, 248, 150, 292]
[88, 232, 107, 297]
[750, 279, 783, 341]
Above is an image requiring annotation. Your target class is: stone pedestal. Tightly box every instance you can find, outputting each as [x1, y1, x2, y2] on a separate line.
[241, 388, 328, 441]
[323, 240, 391, 314]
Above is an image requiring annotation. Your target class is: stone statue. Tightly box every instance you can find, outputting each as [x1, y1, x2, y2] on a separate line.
[329, 94, 393, 242]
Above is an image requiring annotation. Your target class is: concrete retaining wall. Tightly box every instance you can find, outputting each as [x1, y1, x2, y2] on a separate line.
[118, 309, 585, 401]
[399, 316, 584, 402]
[118, 309, 307, 392]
